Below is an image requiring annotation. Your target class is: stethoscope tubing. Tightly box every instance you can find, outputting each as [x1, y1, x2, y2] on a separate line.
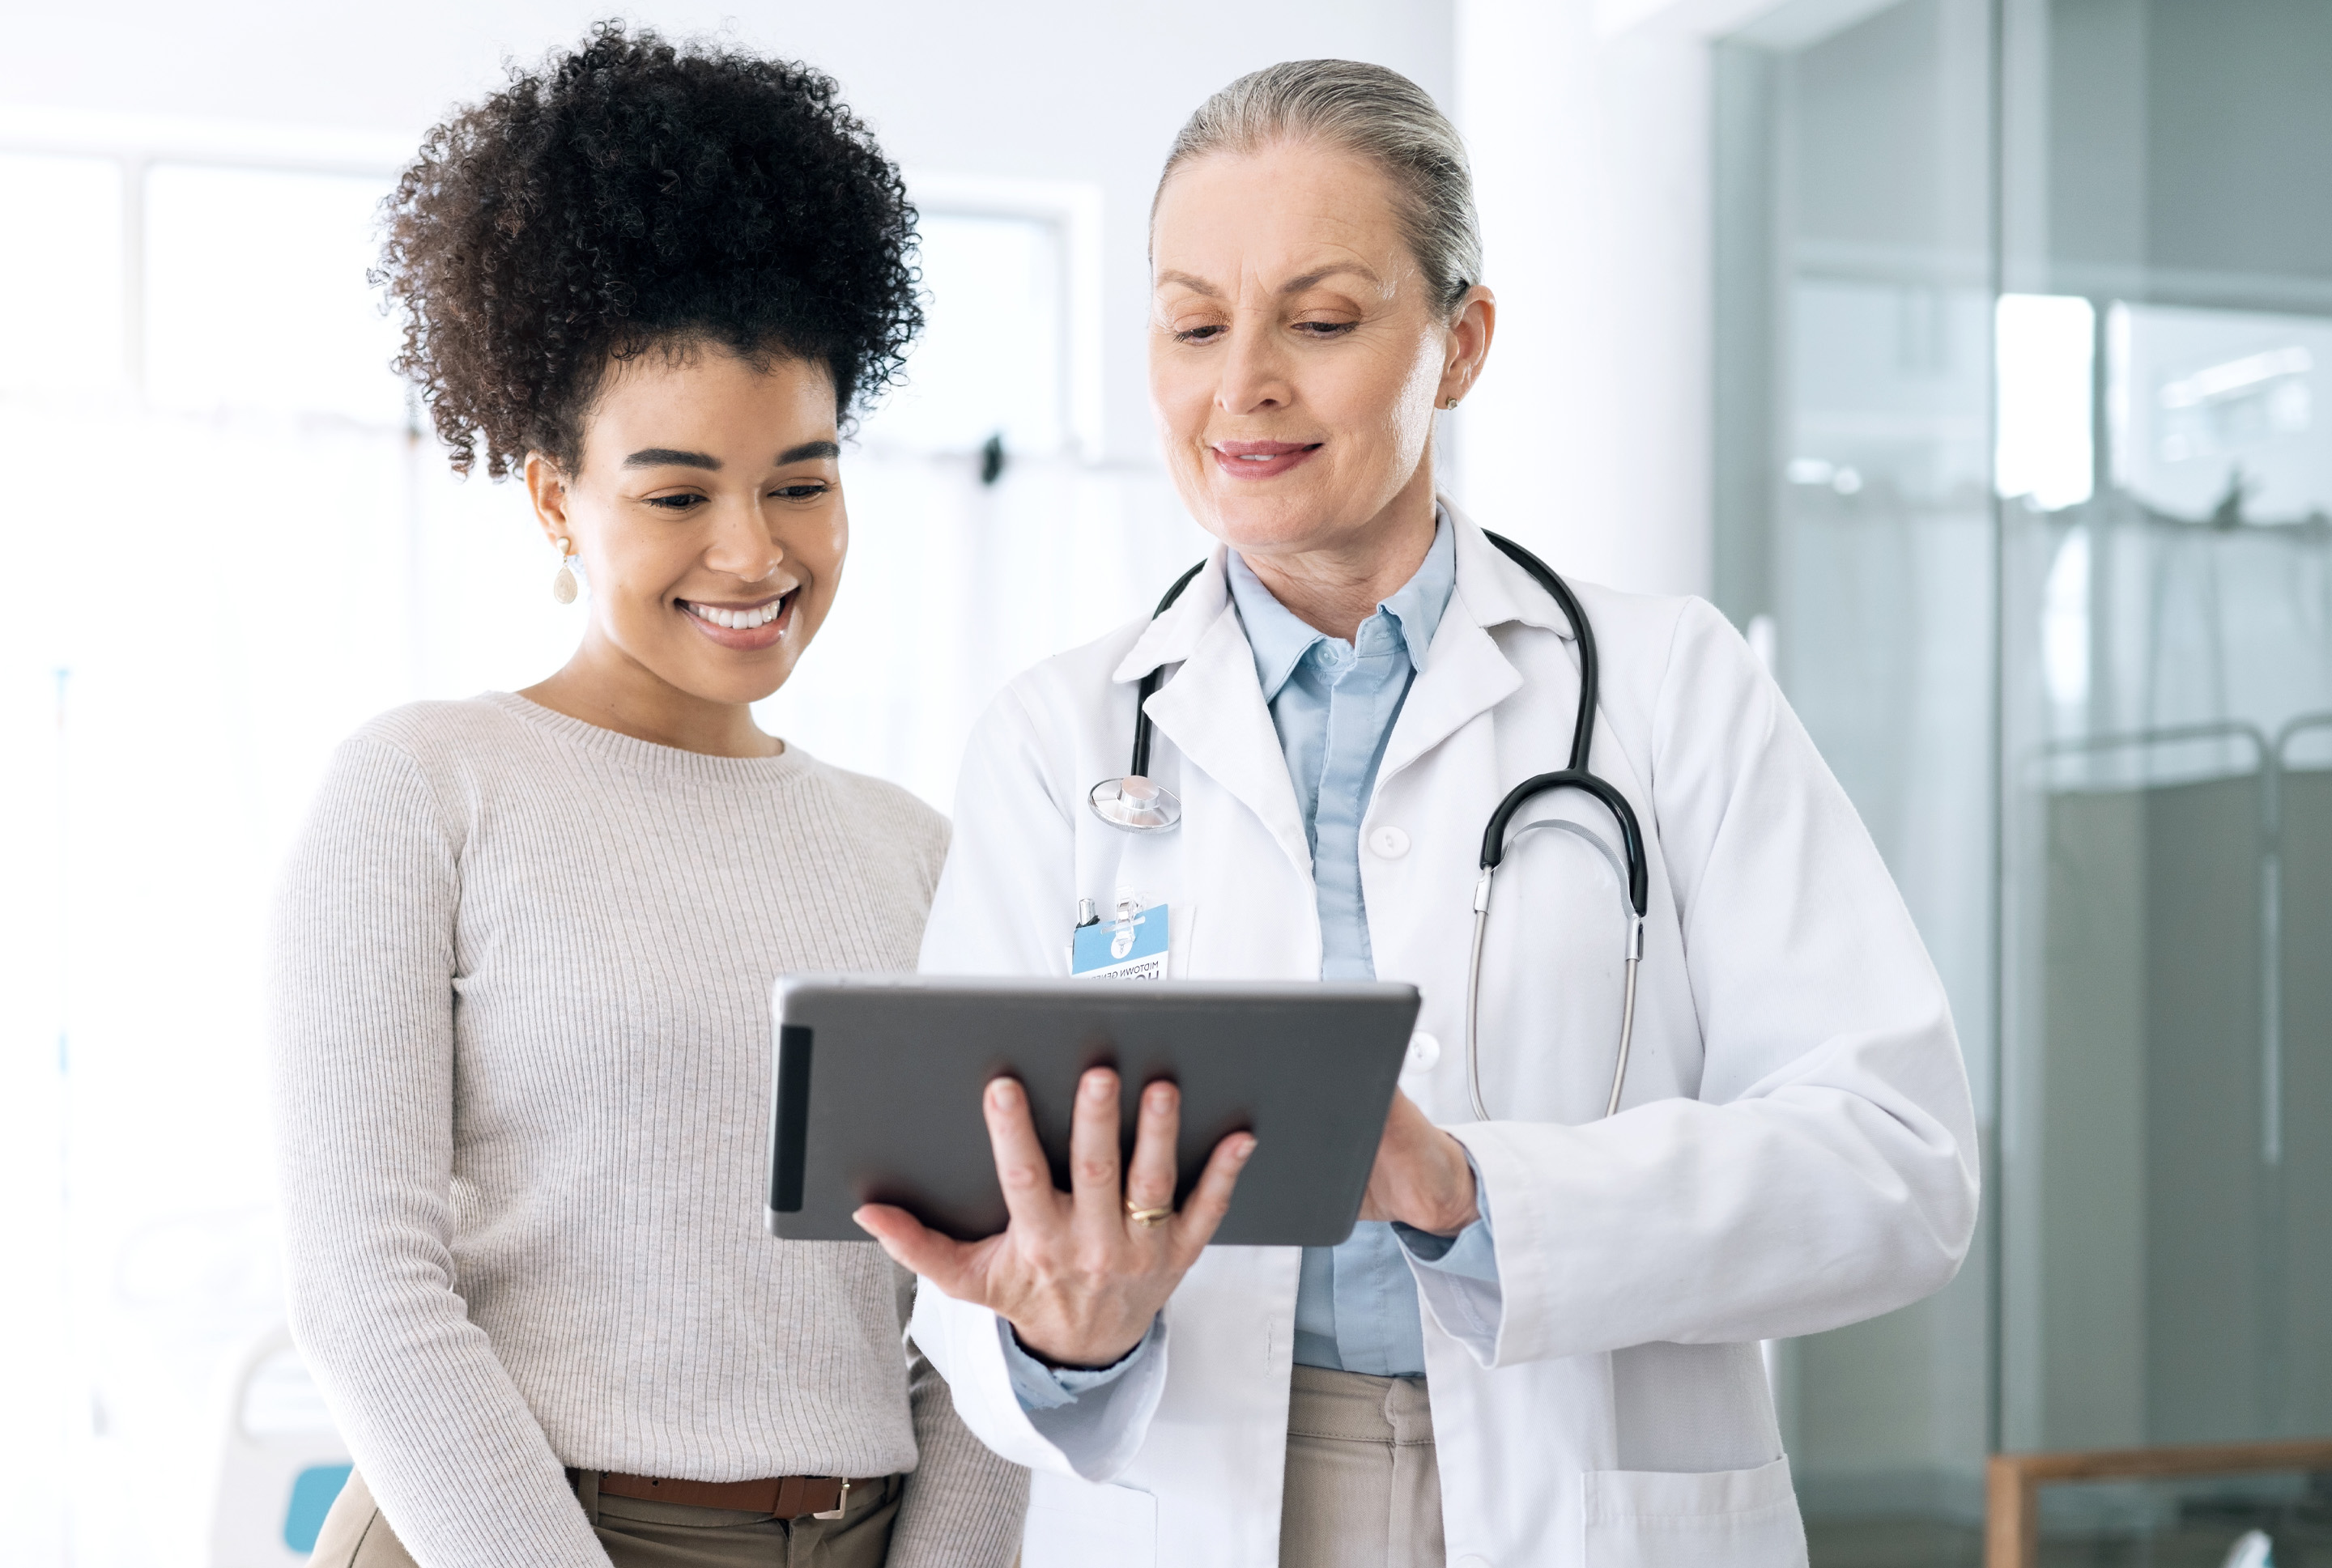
[1465, 872, 1645, 1123]
[1467, 533, 1651, 1123]
[1129, 561, 1206, 780]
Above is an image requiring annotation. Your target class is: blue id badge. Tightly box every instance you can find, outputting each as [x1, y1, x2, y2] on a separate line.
[1070, 904, 1170, 980]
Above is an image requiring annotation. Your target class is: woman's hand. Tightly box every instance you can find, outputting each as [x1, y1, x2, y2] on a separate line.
[854, 1068, 1255, 1368]
[1357, 1090, 1479, 1235]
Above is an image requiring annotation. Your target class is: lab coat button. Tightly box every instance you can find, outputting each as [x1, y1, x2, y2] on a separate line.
[1368, 825, 1411, 858]
[1405, 1031, 1440, 1073]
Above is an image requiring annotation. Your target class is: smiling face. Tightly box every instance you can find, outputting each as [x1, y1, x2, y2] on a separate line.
[524, 343, 845, 751]
[1148, 139, 1492, 584]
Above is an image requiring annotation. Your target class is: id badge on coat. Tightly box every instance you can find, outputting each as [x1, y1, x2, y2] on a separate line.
[1070, 904, 1170, 980]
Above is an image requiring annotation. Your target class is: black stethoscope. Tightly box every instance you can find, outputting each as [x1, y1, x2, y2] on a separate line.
[1086, 531, 1650, 1122]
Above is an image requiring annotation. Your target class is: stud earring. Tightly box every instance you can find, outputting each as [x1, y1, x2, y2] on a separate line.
[551, 539, 580, 605]
[1444, 396, 1461, 410]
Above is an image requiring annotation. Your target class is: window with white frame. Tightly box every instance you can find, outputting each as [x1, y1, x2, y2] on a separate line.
[851, 174, 1104, 462]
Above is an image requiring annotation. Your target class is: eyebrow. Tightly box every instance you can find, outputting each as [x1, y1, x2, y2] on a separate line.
[622, 440, 840, 470]
[624, 448, 719, 470]
[1155, 263, 1384, 299]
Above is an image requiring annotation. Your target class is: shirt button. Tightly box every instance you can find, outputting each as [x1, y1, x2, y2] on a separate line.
[1368, 825, 1411, 858]
[1405, 1031, 1441, 1073]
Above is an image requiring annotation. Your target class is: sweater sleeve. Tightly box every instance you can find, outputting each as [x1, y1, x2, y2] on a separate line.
[885, 1262, 1029, 1567]
[270, 735, 610, 1566]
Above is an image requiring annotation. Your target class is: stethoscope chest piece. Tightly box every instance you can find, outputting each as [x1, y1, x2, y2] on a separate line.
[1088, 775, 1182, 832]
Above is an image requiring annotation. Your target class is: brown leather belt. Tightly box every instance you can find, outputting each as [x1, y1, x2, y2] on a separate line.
[593, 1471, 880, 1519]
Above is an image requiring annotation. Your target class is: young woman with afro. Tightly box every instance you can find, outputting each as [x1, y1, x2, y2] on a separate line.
[271, 25, 1026, 1567]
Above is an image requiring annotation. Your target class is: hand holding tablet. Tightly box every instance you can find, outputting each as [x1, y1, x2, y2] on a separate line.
[764, 976, 1420, 1366]
[853, 1069, 1253, 1368]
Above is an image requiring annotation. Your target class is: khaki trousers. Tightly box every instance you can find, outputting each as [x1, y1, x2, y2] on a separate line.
[1279, 1365, 1446, 1568]
[308, 1468, 902, 1567]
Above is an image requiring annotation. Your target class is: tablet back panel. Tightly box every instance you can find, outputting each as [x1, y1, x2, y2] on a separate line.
[766, 976, 1419, 1247]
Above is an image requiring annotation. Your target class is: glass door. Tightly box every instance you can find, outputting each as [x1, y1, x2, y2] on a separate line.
[1996, 0, 2332, 1488]
[1716, 0, 1998, 1559]
[1717, 0, 2332, 1561]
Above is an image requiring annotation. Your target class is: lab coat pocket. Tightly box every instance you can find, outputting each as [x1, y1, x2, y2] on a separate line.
[1581, 1455, 1806, 1568]
[1022, 1471, 1157, 1568]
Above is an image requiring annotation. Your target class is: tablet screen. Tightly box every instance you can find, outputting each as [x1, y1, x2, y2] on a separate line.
[765, 975, 1419, 1247]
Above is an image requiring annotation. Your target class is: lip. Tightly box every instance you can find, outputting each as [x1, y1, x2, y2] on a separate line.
[677, 588, 798, 652]
[1210, 440, 1322, 481]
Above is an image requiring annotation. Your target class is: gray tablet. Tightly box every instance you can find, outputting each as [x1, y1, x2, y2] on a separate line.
[765, 975, 1419, 1247]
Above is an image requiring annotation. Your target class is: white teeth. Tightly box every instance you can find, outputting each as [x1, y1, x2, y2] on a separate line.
[688, 599, 785, 631]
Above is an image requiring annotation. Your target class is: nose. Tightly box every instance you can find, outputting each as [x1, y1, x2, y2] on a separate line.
[1215, 314, 1292, 417]
[704, 496, 785, 583]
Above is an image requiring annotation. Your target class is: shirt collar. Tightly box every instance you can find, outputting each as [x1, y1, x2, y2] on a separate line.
[1227, 508, 1457, 702]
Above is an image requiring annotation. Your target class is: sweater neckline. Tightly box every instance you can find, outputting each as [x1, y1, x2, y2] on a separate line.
[480, 691, 818, 784]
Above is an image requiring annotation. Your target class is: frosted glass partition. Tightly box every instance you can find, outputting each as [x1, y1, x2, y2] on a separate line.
[2279, 726, 2332, 1441]
[1996, 0, 2332, 1506]
[1717, 0, 2332, 1562]
[2031, 733, 2272, 1446]
[1715, 0, 1998, 1553]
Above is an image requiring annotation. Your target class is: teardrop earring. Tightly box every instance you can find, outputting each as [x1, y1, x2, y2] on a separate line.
[551, 539, 580, 605]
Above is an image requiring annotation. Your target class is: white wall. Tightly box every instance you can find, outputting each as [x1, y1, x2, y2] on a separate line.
[1455, 0, 1738, 600]
[8, 1, 1753, 602]
[0, 1, 1452, 470]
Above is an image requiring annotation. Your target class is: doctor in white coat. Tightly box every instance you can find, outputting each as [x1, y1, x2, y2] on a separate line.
[855, 59, 1980, 1568]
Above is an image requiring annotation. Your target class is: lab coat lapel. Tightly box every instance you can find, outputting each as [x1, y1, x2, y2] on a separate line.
[1142, 598, 1315, 880]
[1377, 608, 1522, 788]
[1377, 507, 1572, 788]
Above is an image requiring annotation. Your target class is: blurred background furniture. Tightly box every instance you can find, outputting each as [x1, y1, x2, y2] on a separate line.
[1986, 1438, 2332, 1568]
[207, 1326, 350, 1566]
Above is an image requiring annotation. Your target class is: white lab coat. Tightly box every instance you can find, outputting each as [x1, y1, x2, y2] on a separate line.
[911, 504, 1979, 1568]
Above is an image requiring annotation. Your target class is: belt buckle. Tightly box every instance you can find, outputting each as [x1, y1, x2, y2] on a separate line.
[811, 1478, 850, 1521]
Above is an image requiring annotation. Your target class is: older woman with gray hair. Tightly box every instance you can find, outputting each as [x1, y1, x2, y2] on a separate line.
[862, 58, 1979, 1568]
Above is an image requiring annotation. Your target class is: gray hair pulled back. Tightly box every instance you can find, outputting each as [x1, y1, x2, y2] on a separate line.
[1155, 59, 1482, 315]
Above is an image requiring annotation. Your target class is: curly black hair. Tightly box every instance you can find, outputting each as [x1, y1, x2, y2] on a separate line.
[377, 22, 921, 478]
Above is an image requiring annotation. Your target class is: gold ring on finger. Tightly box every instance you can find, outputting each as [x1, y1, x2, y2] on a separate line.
[1125, 1199, 1173, 1228]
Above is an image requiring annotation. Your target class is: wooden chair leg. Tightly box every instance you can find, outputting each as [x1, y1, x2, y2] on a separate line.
[1985, 1455, 2037, 1568]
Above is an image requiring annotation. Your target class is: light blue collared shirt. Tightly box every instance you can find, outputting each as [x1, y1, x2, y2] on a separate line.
[1227, 512, 1494, 1375]
[1003, 512, 1497, 1409]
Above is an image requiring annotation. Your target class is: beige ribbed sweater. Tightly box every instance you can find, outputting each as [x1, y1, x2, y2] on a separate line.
[270, 692, 1025, 1566]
